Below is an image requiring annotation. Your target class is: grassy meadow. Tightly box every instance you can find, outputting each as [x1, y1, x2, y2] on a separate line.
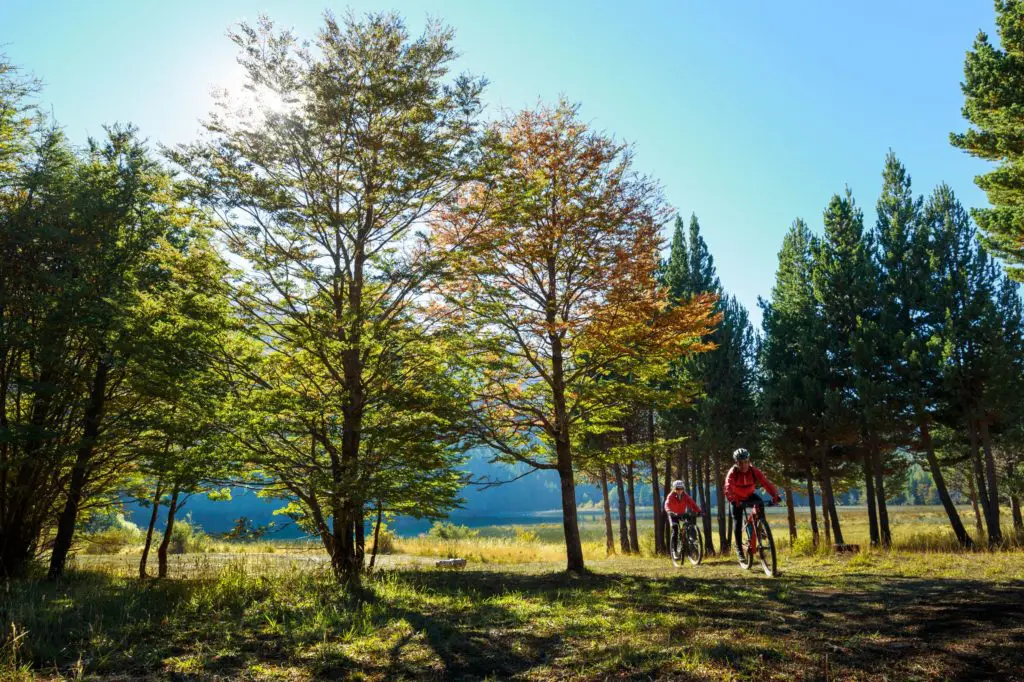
[2, 506, 1022, 681]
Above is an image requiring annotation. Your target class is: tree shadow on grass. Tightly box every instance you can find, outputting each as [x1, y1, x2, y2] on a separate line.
[394, 567, 1024, 681]
[6, 565, 1023, 681]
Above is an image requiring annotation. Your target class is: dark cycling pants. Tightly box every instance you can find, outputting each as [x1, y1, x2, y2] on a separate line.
[669, 514, 682, 555]
[732, 494, 764, 550]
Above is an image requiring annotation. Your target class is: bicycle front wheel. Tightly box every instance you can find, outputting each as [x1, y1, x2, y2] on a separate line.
[756, 518, 777, 577]
[686, 525, 703, 566]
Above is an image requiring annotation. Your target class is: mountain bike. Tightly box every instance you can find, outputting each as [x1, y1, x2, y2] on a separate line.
[737, 497, 778, 577]
[670, 511, 703, 567]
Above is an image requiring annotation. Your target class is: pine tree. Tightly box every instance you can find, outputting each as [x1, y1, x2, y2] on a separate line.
[812, 189, 878, 546]
[929, 185, 1005, 545]
[759, 220, 824, 545]
[951, 0, 1024, 279]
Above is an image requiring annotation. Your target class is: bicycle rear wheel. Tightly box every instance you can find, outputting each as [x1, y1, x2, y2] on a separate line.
[756, 518, 778, 577]
[686, 525, 703, 566]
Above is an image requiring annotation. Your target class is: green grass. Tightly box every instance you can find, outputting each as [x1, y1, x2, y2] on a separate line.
[3, 506, 1023, 681]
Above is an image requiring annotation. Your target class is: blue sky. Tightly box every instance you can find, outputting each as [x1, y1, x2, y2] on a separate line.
[0, 1, 999, 326]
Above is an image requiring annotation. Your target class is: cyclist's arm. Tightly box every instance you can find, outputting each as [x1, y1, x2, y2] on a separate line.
[723, 466, 737, 503]
[753, 467, 780, 501]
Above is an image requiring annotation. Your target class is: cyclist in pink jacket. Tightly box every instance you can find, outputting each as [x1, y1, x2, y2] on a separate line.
[724, 448, 781, 561]
[664, 480, 701, 561]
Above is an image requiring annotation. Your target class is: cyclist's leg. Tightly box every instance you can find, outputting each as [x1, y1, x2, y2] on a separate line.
[749, 493, 765, 518]
[731, 503, 744, 553]
[670, 515, 680, 557]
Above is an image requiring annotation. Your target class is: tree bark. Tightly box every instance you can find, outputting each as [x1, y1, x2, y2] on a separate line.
[626, 462, 639, 554]
[784, 477, 798, 544]
[355, 510, 366, 566]
[681, 445, 690, 498]
[701, 455, 714, 554]
[557, 450, 585, 572]
[139, 481, 163, 579]
[1012, 496, 1023, 536]
[649, 456, 663, 555]
[157, 485, 181, 579]
[969, 420, 996, 545]
[967, 471, 985, 537]
[600, 468, 614, 554]
[0, 366, 57, 578]
[806, 466, 820, 547]
[47, 358, 109, 580]
[613, 464, 629, 554]
[663, 454, 672, 553]
[548, 302, 585, 573]
[819, 442, 844, 544]
[978, 419, 1003, 545]
[368, 502, 383, 570]
[919, 416, 973, 548]
[872, 439, 891, 548]
[863, 447, 880, 547]
[821, 477, 832, 547]
[716, 456, 727, 551]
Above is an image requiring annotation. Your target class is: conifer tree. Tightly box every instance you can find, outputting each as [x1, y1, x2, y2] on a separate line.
[952, 0, 1024, 279]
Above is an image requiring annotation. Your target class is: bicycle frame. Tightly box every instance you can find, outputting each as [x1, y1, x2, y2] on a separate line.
[742, 501, 767, 555]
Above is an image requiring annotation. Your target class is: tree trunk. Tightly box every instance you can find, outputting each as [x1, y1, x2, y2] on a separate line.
[701, 455, 714, 554]
[663, 455, 673, 554]
[919, 416, 973, 549]
[819, 442, 844, 544]
[355, 509, 366, 566]
[978, 419, 1003, 546]
[681, 446, 690, 498]
[969, 420, 995, 545]
[157, 485, 181, 579]
[821, 478, 832, 547]
[806, 467, 820, 547]
[1012, 496, 1023, 536]
[676, 446, 684, 486]
[368, 502, 383, 570]
[649, 457, 663, 555]
[863, 447, 880, 548]
[613, 464, 629, 554]
[0, 366, 58, 578]
[716, 456, 727, 551]
[784, 477, 798, 544]
[139, 481, 163, 579]
[968, 472, 985, 537]
[331, 501, 362, 584]
[47, 358, 109, 580]
[557, 451, 585, 572]
[600, 468, 614, 554]
[626, 462, 639, 554]
[872, 440, 892, 548]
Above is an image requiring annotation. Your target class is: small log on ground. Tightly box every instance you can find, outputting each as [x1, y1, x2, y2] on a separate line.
[833, 544, 860, 553]
[435, 558, 467, 568]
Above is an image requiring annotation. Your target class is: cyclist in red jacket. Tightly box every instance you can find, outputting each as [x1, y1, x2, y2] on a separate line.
[664, 480, 701, 560]
[724, 448, 781, 561]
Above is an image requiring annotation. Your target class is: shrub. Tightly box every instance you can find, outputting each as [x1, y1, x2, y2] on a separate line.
[371, 523, 396, 555]
[513, 527, 539, 544]
[427, 522, 479, 558]
[169, 514, 210, 554]
[789, 533, 822, 557]
[427, 522, 479, 541]
[82, 514, 143, 555]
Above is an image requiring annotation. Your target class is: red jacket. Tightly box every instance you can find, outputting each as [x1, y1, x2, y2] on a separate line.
[724, 465, 779, 503]
[664, 490, 701, 515]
